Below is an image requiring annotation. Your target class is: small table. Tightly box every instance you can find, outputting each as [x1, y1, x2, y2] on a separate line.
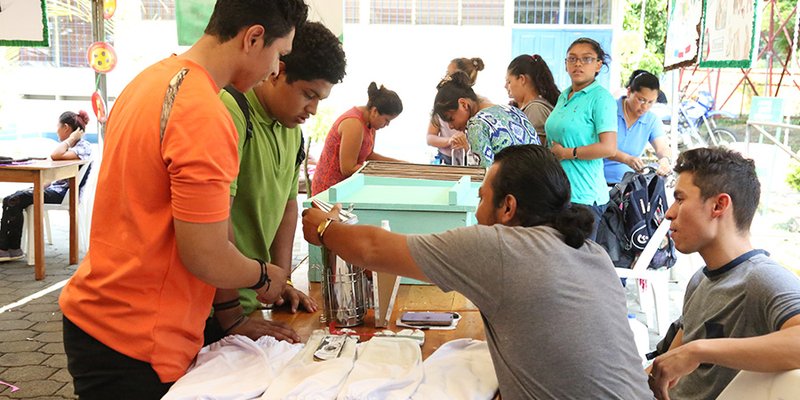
[262, 283, 486, 359]
[0, 160, 86, 280]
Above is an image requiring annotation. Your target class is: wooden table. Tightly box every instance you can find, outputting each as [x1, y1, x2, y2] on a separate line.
[0, 160, 86, 280]
[262, 283, 486, 359]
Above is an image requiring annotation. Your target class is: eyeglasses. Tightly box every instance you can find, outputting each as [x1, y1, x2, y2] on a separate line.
[631, 94, 656, 106]
[565, 56, 598, 65]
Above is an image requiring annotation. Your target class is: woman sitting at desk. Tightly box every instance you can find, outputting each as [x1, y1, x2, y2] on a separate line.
[311, 82, 404, 195]
[0, 110, 92, 262]
[433, 71, 539, 167]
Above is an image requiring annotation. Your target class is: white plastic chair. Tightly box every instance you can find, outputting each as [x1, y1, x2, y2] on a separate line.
[716, 369, 800, 400]
[616, 220, 672, 336]
[21, 160, 92, 265]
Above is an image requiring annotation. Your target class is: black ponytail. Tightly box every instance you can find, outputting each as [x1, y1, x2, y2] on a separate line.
[366, 82, 403, 116]
[493, 145, 592, 248]
[552, 205, 594, 249]
[432, 71, 478, 119]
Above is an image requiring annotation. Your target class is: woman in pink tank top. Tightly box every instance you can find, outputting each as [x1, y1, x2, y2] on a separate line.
[311, 82, 403, 195]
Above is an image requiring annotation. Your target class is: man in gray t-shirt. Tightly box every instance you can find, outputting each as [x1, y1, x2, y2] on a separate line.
[649, 148, 800, 400]
[302, 145, 651, 399]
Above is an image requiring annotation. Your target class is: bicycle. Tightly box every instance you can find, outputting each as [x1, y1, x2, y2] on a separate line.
[673, 91, 738, 149]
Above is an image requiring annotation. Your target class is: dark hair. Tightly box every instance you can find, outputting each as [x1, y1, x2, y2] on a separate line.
[59, 110, 90, 132]
[204, 0, 308, 46]
[567, 37, 610, 77]
[507, 54, 561, 106]
[366, 82, 403, 116]
[450, 57, 485, 85]
[281, 21, 346, 84]
[432, 71, 478, 119]
[626, 69, 660, 92]
[492, 145, 594, 248]
[674, 147, 760, 232]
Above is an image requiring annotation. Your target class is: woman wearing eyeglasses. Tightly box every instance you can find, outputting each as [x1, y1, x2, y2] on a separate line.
[545, 37, 617, 241]
[604, 70, 672, 184]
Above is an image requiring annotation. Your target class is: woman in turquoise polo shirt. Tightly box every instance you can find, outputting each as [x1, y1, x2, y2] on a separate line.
[545, 37, 617, 241]
[604, 70, 671, 184]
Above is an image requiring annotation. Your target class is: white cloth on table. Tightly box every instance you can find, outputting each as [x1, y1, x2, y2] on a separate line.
[163, 335, 302, 400]
[261, 330, 358, 400]
[411, 338, 498, 400]
[336, 337, 423, 400]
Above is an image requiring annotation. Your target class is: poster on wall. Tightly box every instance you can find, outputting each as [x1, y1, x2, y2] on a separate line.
[699, 0, 760, 68]
[663, 0, 703, 70]
[176, 0, 344, 46]
[0, 0, 49, 47]
[176, 0, 215, 46]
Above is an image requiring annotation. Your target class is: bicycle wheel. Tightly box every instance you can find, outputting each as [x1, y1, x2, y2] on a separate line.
[711, 128, 737, 146]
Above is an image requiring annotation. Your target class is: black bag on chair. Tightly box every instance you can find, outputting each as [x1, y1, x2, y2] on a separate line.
[597, 168, 677, 269]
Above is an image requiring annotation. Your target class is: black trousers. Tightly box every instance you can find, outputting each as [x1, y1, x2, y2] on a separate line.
[62, 316, 173, 400]
[0, 188, 64, 250]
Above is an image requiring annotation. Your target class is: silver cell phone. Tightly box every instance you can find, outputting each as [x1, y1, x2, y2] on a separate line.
[313, 335, 347, 361]
[400, 311, 455, 326]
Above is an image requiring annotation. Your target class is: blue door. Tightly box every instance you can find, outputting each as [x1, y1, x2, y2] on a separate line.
[512, 28, 613, 91]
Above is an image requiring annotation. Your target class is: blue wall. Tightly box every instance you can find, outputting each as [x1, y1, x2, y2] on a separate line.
[511, 28, 613, 91]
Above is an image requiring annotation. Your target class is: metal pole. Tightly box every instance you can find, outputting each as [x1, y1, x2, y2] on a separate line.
[92, 0, 107, 143]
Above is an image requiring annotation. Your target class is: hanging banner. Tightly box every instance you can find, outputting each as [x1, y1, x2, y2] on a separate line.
[699, 0, 760, 68]
[176, 0, 215, 46]
[0, 0, 49, 47]
[176, 0, 345, 46]
[663, 0, 702, 70]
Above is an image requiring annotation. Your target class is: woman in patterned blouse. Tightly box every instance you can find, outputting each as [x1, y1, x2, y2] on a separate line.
[432, 71, 539, 167]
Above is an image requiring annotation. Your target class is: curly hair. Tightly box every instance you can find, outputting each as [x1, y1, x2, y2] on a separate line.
[282, 21, 346, 84]
[674, 147, 760, 232]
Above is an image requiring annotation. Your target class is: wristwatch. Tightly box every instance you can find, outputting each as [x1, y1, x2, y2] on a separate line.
[317, 218, 334, 244]
[572, 147, 578, 159]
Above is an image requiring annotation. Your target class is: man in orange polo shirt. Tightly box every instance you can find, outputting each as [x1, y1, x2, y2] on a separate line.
[58, 1, 308, 398]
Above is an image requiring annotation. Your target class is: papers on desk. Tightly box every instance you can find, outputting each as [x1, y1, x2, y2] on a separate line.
[164, 331, 498, 400]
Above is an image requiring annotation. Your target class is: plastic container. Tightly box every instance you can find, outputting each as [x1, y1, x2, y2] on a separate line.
[628, 313, 650, 364]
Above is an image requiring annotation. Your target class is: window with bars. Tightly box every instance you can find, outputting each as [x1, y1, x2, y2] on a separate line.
[516, 0, 610, 25]
[370, 0, 412, 24]
[514, 0, 559, 24]
[415, 0, 458, 25]
[461, 0, 504, 26]
[18, 16, 94, 68]
[345, 0, 360, 23]
[564, 0, 610, 24]
[141, 0, 176, 20]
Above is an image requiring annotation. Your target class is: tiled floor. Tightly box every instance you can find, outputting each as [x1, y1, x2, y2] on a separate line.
[0, 191, 797, 398]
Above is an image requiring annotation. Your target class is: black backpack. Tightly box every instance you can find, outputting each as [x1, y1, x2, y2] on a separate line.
[597, 168, 677, 269]
[223, 86, 305, 167]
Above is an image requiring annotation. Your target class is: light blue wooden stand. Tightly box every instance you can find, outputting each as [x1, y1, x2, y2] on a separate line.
[304, 174, 480, 284]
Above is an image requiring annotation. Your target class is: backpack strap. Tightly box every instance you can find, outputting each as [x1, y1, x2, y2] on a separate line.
[223, 85, 253, 144]
[160, 68, 190, 141]
[296, 133, 306, 167]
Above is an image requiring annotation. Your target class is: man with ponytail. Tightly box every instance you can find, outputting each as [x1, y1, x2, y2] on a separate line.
[301, 144, 651, 399]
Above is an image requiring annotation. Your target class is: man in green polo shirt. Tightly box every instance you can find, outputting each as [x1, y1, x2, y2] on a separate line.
[206, 21, 347, 343]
